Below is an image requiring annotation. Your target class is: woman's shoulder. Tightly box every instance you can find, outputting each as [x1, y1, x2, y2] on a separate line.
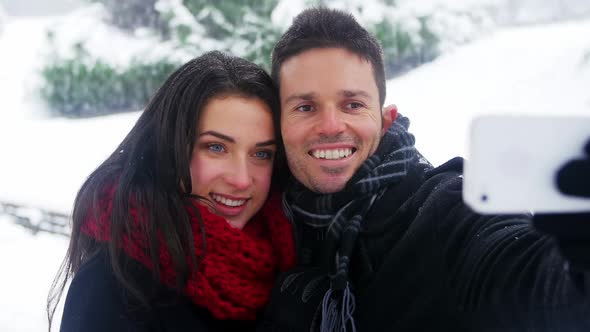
[65, 249, 120, 305]
[61, 249, 148, 331]
[61, 249, 254, 332]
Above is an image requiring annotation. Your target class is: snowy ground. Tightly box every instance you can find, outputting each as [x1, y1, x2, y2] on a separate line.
[0, 9, 589, 332]
[0, 15, 139, 332]
[0, 215, 69, 332]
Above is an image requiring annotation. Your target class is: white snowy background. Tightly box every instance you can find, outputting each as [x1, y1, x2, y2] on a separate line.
[0, 0, 589, 331]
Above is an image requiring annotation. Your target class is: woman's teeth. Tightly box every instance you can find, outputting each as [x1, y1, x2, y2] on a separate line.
[211, 194, 246, 207]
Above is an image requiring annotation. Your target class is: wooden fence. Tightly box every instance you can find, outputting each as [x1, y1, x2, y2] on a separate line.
[0, 201, 70, 237]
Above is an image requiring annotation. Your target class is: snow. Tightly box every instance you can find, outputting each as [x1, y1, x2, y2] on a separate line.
[0, 15, 141, 213]
[0, 215, 69, 332]
[0, 4, 589, 332]
[45, 4, 194, 66]
[45, 4, 155, 65]
[388, 18, 590, 165]
[156, 0, 208, 48]
[273, 0, 495, 52]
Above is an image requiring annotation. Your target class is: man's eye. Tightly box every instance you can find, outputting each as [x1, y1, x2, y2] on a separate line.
[254, 150, 273, 160]
[295, 105, 313, 112]
[207, 143, 225, 153]
[345, 102, 364, 110]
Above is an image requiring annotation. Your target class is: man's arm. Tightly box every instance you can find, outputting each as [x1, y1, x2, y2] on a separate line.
[434, 172, 590, 330]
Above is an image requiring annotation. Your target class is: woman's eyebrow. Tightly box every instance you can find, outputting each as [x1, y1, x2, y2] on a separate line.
[199, 131, 234, 143]
[200, 132, 275, 148]
[256, 139, 276, 147]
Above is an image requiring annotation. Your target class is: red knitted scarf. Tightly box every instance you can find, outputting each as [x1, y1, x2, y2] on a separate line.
[82, 189, 295, 321]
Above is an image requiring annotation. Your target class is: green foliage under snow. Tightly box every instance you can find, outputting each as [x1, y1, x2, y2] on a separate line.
[40, 0, 492, 117]
[41, 42, 178, 118]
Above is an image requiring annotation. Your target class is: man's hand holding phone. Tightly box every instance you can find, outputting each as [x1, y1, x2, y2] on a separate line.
[463, 115, 590, 269]
[464, 115, 590, 214]
[533, 139, 590, 270]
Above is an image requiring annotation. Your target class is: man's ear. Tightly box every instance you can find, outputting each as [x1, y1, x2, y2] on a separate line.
[382, 104, 398, 135]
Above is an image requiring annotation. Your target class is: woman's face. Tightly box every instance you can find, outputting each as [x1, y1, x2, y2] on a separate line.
[190, 95, 276, 229]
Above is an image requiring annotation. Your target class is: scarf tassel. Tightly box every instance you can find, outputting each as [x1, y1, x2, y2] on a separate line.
[320, 280, 357, 332]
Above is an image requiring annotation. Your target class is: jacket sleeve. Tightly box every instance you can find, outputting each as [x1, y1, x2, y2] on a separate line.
[429, 172, 590, 330]
[60, 250, 148, 332]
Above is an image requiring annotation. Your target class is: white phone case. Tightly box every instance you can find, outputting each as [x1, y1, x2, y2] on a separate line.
[463, 115, 590, 214]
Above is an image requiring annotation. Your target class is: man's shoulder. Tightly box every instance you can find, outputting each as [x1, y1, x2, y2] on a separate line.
[380, 156, 464, 204]
[423, 156, 464, 179]
[360, 157, 464, 232]
[413, 156, 465, 206]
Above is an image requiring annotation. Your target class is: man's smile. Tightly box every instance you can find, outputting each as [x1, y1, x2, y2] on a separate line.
[308, 147, 356, 160]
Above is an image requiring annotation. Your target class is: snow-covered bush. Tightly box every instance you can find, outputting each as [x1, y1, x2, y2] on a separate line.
[38, 4, 185, 117]
[495, 0, 590, 25]
[426, 6, 495, 53]
[39, 0, 497, 117]
[41, 42, 178, 117]
[90, 0, 169, 36]
[303, 0, 495, 77]
[370, 15, 439, 76]
[155, 0, 281, 70]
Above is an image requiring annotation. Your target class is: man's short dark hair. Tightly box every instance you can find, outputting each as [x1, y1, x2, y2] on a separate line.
[271, 7, 386, 107]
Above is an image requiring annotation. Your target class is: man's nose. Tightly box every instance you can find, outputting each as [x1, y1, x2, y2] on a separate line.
[317, 107, 345, 136]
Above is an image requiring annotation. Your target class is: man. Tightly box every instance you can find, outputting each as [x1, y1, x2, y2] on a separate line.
[259, 7, 590, 332]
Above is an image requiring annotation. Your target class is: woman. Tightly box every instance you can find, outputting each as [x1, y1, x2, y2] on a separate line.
[47, 51, 296, 332]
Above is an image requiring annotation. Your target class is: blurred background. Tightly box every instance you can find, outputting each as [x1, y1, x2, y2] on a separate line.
[0, 0, 589, 330]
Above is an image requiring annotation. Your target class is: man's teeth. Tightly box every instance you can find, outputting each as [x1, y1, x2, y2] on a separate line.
[211, 194, 246, 207]
[311, 148, 353, 160]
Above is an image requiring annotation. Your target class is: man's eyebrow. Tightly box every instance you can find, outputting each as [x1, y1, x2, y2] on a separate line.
[199, 131, 235, 143]
[256, 139, 276, 147]
[339, 89, 372, 99]
[283, 92, 316, 105]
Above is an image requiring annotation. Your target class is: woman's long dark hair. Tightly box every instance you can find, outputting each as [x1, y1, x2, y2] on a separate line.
[47, 51, 282, 330]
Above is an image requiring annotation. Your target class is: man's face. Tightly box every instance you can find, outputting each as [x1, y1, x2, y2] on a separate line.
[279, 47, 387, 193]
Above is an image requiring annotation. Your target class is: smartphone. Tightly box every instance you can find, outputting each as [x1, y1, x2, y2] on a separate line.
[463, 115, 590, 214]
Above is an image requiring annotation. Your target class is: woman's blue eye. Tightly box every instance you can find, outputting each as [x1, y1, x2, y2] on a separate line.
[254, 150, 273, 160]
[208, 143, 225, 153]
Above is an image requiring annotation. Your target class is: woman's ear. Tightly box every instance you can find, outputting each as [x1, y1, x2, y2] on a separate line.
[382, 104, 398, 135]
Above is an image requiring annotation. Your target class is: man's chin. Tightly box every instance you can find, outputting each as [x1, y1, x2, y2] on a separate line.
[308, 175, 350, 194]
[291, 164, 354, 193]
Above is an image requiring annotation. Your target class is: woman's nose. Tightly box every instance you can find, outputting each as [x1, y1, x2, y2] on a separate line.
[224, 157, 252, 190]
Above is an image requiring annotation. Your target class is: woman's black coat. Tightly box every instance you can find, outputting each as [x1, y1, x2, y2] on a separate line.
[60, 249, 255, 332]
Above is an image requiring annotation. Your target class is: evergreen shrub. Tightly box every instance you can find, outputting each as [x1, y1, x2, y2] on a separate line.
[41, 46, 178, 117]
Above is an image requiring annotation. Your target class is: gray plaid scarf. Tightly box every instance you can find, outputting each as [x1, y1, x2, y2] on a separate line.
[283, 115, 421, 331]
